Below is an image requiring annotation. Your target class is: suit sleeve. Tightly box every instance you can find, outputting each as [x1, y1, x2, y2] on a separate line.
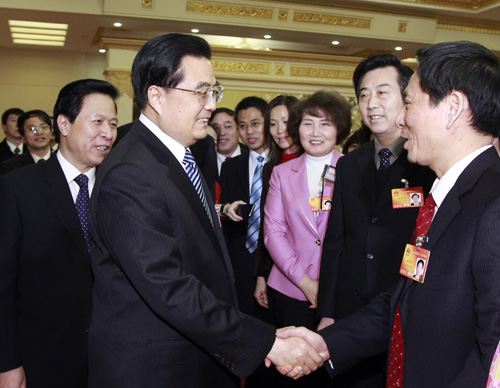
[0, 176, 22, 372]
[264, 167, 310, 287]
[317, 157, 345, 319]
[93, 163, 276, 378]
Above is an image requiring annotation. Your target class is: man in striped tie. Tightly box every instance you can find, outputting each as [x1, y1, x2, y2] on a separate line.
[278, 41, 500, 388]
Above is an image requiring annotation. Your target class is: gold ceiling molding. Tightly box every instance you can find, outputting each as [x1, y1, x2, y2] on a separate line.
[386, 0, 499, 10]
[293, 11, 371, 29]
[212, 60, 271, 74]
[278, 10, 289, 20]
[437, 22, 500, 35]
[398, 22, 408, 33]
[103, 69, 133, 98]
[275, 65, 285, 75]
[186, 2, 273, 19]
[141, 0, 152, 8]
[290, 66, 353, 80]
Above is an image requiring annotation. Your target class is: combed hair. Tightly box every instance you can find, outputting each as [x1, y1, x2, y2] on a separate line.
[17, 110, 52, 136]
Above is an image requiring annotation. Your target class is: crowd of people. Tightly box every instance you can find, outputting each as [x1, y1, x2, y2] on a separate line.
[1, 32, 500, 388]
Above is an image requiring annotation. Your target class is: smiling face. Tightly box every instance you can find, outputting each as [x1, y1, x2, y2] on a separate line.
[358, 66, 404, 145]
[58, 93, 118, 173]
[299, 112, 338, 157]
[22, 116, 52, 154]
[212, 112, 238, 156]
[237, 107, 266, 154]
[269, 104, 298, 154]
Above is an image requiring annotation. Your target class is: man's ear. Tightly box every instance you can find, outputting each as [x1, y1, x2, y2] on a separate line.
[446, 91, 468, 130]
[57, 115, 69, 137]
[147, 85, 163, 114]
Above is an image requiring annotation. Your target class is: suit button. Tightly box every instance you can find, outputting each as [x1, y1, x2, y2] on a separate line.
[354, 290, 359, 296]
[316, 239, 321, 246]
[367, 254, 374, 259]
[371, 217, 378, 223]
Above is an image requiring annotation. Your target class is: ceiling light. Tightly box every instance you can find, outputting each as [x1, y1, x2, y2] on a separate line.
[113, 22, 122, 27]
[9, 20, 67, 47]
[264, 35, 272, 39]
[395, 46, 403, 51]
[332, 40, 340, 45]
[99, 49, 106, 53]
[191, 28, 199, 33]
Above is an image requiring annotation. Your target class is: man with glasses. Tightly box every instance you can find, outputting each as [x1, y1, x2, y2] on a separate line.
[0, 79, 118, 388]
[88, 33, 327, 388]
[0, 109, 53, 174]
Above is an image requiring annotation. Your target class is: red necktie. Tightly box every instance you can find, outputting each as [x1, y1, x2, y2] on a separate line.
[387, 194, 435, 388]
[225, 156, 231, 161]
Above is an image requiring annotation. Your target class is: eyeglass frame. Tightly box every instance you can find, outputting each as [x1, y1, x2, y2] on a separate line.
[164, 85, 224, 106]
[237, 120, 263, 131]
[26, 124, 51, 134]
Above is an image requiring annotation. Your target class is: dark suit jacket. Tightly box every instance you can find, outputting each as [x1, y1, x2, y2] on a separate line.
[0, 156, 92, 388]
[318, 141, 436, 321]
[88, 121, 275, 388]
[0, 151, 35, 174]
[0, 139, 18, 164]
[219, 151, 266, 318]
[322, 147, 500, 388]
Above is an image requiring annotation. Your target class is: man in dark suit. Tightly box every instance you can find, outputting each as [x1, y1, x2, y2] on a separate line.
[219, 97, 268, 320]
[280, 41, 500, 388]
[0, 108, 24, 163]
[316, 54, 435, 387]
[88, 33, 327, 388]
[1, 109, 53, 174]
[0, 79, 119, 388]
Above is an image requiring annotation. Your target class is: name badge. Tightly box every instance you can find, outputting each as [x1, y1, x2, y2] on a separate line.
[392, 187, 424, 209]
[309, 195, 333, 211]
[399, 244, 430, 283]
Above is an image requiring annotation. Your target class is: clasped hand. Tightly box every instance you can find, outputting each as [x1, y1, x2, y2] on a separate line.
[265, 326, 329, 380]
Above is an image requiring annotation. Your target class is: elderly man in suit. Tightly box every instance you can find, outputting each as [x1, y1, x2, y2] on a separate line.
[280, 41, 500, 388]
[0, 109, 53, 174]
[0, 108, 24, 163]
[0, 79, 118, 388]
[88, 33, 327, 388]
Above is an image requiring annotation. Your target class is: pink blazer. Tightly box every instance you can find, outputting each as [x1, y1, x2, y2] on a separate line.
[264, 150, 343, 301]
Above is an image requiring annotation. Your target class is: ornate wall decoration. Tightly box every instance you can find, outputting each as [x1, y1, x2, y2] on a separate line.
[437, 22, 500, 35]
[186, 2, 273, 19]
[275, 65, 285, 75]
[278, 10, 288, 21]
[212, 60, 270, 74]
[141, 0, 152, 9]
[290, 66, 353, 80]
[104, 69, 133, 98]
[293, 11, 371, 29]
[386, 0, 498, 10]
[398, 22, 408, 33]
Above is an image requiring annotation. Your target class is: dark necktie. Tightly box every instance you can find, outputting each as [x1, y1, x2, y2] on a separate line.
[37, 158, 45, 163]
[74, 174, 91, 253]
[378, 148, 392, 171]
[183, 149, 213, 228]
[14, 147, 20, 155]
[387, 193, 435, 388]
[246, 156, 265, 253]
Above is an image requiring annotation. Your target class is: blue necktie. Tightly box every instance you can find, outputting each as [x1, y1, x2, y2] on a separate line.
[183, 149, 214, 228]
[74, 174, 91, 253]
[378, 148, 392, 171]
[246, 156, 265, 253]
[14, 147, 20, 155]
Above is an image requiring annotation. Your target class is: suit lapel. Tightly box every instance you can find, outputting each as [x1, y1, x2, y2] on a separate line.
[41, 157, 89, 258]
[357, 142, 377, 207]
[239, 154, 250, 201]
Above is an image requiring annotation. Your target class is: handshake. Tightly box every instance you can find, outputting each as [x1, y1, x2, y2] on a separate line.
[265, 326, 329, 380]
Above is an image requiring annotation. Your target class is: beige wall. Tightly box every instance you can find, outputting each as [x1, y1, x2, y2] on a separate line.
[0, 48, 106, 141]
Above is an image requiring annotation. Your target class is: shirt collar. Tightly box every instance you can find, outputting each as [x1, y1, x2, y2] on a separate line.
[374, 137, 406, 158]
[56, 150, 96, 189]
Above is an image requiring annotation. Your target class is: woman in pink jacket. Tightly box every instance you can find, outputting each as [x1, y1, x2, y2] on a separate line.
[264, 90, 351, 331]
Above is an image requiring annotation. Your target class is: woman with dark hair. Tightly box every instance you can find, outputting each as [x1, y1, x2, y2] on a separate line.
[253, 95, 301, 310]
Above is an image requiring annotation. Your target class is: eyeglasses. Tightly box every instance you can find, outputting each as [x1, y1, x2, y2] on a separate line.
[238, 121, 263, 131]
[27, 124, 51, 134]
[165, 85, 224, 106]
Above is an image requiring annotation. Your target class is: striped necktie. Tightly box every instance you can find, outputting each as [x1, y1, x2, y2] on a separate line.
[183, 149, 213, 228]
[246, 156, 265, 253]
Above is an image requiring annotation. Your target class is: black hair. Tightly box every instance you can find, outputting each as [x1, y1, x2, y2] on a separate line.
[288, 90, 352, 155]
[210, 107, 235, 124]
[416, 41, 500, 138]
[341, 124, 372, 154]
[2, 108, 24, 125]
[353, 54, 413, 101]
[18, 110, 52, 136]
[234, 97, 268, 123]
[53, 79, 119, 137]
[264, 95, 301, 167]
[132, 33, 211, 111]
